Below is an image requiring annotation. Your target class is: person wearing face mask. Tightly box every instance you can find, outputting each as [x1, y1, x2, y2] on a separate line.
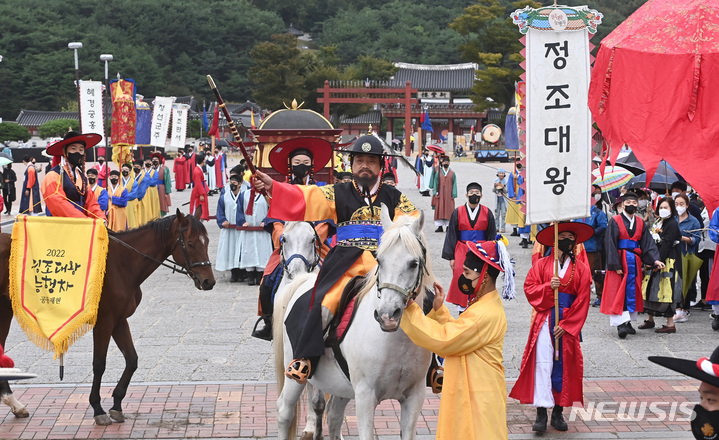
[204, 148, 216, 190]
[493, 168, 509, 233]
[86, 168, 109, 213]
[251, 139, 335, 341]
[122, 163, 139, 229]
[215, 175, 244, 282]
[400, 240, 512, 440]
[40, 131, 106, 220]
[510, 222, 593, 433]
[105, 170, 129, 232]
[253, 135, 418, 381]
[429, 155, 456, 233]
[415, 148, 434, 196]
[184, 145, 196, 189]
[675, 192, 702, 323]
[442, 182, 497, 310]
[380, 172, 396, 187]
[19, 155, 42, 215]
[649, 346, 719, 440]
[151, 152, 172, 217]
[92, 155, 107, 187]
[601, 192, 663, 339]
[189, 153, 209, 221]
[640, 197, 682, 333]
[214, 146, 226, 190]
[593, 184, 614, 218]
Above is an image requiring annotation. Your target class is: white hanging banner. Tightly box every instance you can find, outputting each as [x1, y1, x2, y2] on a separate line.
[170, 104, 190, 149]
[512, 6, 602, 224]
[78, 80, 105, 146]
[150, 96, 176, 148]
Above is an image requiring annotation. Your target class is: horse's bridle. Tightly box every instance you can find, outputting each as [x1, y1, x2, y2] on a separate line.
[376, 235, 429, 304]
[108, 223, 211, 284]
[279, 222, 321, 278]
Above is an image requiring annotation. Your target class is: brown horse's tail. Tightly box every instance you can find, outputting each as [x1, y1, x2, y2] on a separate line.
[273, 273, 314, 439]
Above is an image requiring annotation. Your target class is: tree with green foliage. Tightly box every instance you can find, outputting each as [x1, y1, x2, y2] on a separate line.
[0, 123, 31, 143]
[39, 119, 79, 139]
[249, 34, 310, 111]
[451, 0, 540, 113]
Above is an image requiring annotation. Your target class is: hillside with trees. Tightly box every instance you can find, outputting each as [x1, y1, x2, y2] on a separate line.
[0, 0, 643, 121]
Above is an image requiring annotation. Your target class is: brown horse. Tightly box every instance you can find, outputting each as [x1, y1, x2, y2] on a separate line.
[0, 209, 215, 425]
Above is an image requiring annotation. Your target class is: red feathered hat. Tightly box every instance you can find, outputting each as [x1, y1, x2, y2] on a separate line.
[268, 137, 333, 176]
[150, 151, 165, 164]
[45, 131, 102, 157]
[536, 222, 595, 248]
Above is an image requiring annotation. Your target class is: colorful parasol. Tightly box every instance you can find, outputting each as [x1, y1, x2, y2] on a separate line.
[592, 165, 633, 191]
[588, 0, 719, 213]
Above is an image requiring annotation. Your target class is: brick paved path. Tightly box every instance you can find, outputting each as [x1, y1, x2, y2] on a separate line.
[0, 378, 696, 439]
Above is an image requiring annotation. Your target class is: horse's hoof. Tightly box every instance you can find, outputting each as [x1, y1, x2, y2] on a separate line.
[94, 414, 113, 425]
[300, 432, 314, 440]
[109, 409, 125, 422]
[12, 407, 29, 418]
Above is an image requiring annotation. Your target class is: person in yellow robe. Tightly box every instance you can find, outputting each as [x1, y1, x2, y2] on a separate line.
[106, 170, 129, 232]
[122, 163, 139, 229]
[143, 157, 161, 221]
[401, 239, 513, 440]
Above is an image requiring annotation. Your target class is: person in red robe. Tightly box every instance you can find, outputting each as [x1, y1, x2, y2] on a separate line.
[214, 147, 226, 190]
[600, 192, 663, 338]
[442, 182, 496, 309]
[185, 145, 196, 189]
[173, 150, 187, 191]
[430, 155, 456, 232]
[509, 222, 594, 433]
[189, 152, 209, 221]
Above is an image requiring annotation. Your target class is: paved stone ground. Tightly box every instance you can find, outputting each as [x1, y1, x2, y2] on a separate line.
[0, 157, 712, 438]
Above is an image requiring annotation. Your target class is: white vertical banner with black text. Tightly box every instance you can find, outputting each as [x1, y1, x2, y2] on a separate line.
[518, 8, 597, 224]
[78, 80, 105, 146]
[170, 104, 190, 149]
[150, 96, 176, 148]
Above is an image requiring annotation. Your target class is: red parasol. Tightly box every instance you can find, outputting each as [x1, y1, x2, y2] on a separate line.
[425, 144, 445, 155]
[588, 0, 719, 212]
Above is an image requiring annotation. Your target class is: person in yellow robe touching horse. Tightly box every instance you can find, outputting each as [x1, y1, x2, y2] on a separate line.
[401, 239, 513, 439]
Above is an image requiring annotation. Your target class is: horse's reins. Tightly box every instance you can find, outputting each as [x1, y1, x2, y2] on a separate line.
[376, 234, 429, 304]
[279, 222, 322, 278]
[108, 224, 211, 284]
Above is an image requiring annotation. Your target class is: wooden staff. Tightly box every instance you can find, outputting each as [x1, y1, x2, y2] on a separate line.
[206, 75, 267, 214]
[553, 222, 560, 361]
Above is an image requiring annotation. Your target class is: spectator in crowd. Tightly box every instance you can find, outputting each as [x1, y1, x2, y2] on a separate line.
[574, 193, 608, 307]
[640, 197, 682, 333]
[493, 168, 508, 233]
[674, 193, 702, 324]
[3, 163, 16, 215]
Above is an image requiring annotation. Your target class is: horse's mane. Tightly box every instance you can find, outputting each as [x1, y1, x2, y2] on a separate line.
[355, 215, 436, 307]
[110, 214, 207, 245]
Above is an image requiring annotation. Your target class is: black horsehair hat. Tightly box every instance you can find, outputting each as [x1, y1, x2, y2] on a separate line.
[649, 345, 719, 388]
[346, 135, 386, 157]
[381, 172, 396, 182]
[467, 182, 482, 193]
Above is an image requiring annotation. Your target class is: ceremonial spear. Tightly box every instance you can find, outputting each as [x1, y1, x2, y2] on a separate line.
[206, 75, 266, 214]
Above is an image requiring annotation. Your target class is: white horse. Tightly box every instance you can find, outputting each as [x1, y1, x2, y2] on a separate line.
[272, 221, 327, 439]
[273, 207, 435, 440]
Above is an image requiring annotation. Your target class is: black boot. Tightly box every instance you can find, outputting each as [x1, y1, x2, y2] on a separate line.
[510, 227, 519, 236]
[248, 271, 258, 286]
[626, 322, 636, 335]
[551, 405, 568, 431]
[532, 407, 548, 432]
[435, 226, 443, 233]
[251, 315, 273, 341]
[617, 322, 628, 339]
[520, 238, 529, 249]
[229, 268, 240, 283]
[238, 269, 248, 282]
[712, 313, 719, 331]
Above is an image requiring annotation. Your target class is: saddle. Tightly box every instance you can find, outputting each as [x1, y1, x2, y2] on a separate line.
[324, 275, 367, 380]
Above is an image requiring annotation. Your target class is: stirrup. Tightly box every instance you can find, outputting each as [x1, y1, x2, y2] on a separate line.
[430, 365, 444, 394]
[285, 358, 311, 384]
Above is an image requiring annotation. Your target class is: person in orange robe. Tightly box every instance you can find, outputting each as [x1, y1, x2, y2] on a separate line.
[189, 152, 209, 221]
[40, 131, 106, 221]
[509, 222, 593, 433]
